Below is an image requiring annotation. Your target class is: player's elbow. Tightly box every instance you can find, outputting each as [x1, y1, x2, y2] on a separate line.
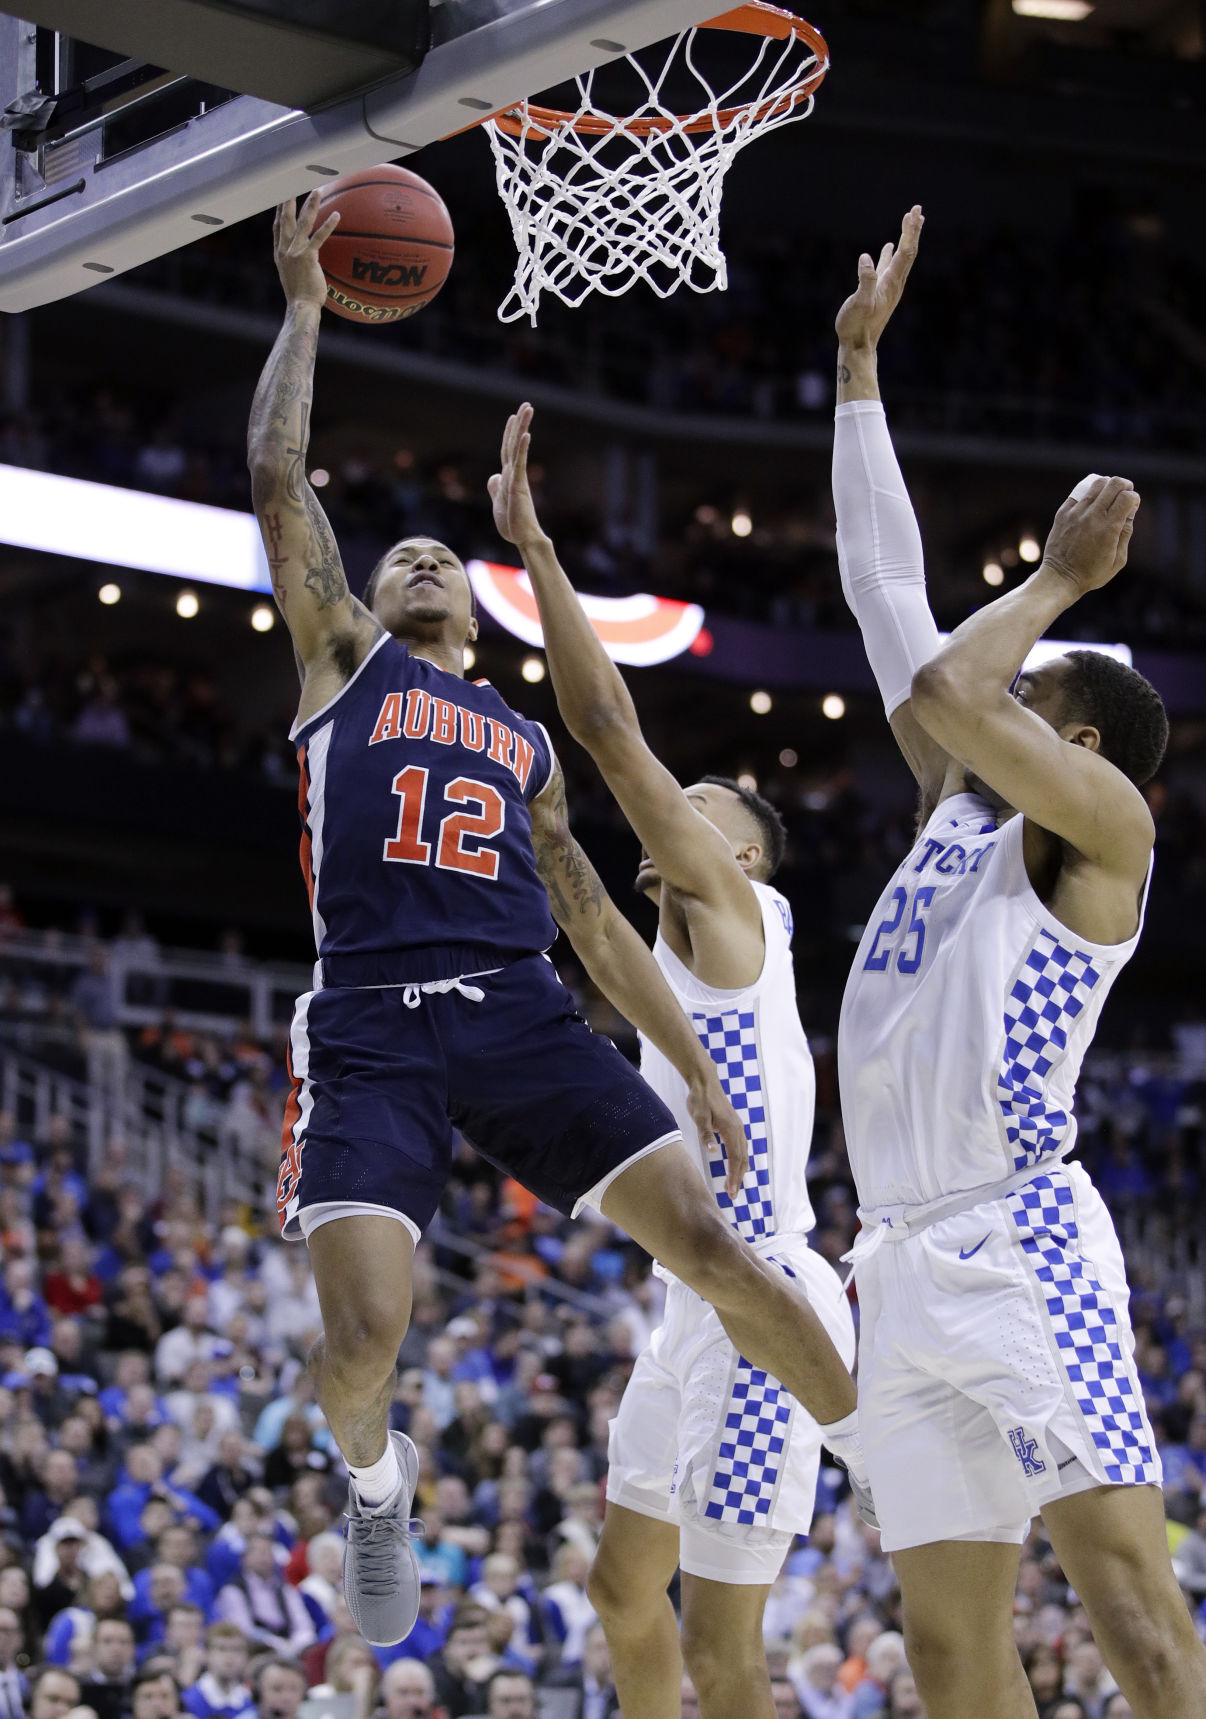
[566, 697, 633, 751]
[246, 438, 286, 495]
[910, 657, 973, 731]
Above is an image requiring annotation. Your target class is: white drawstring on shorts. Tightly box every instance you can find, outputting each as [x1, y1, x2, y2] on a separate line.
[400, 976, 488, 1010]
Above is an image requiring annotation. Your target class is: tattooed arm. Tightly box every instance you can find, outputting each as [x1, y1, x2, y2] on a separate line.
[247, 195, 381, 696]
[528, 761, 749, 1190]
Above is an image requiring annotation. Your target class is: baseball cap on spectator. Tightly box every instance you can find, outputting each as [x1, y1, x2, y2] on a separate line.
[24, 1348, 58, 1376]
[47, 1518, 88, 1543]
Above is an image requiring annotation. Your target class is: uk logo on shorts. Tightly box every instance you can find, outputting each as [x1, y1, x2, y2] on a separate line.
[1008, 1426, 1046, 1477]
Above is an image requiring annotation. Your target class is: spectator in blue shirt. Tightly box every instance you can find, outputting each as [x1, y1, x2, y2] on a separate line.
[181, 1622, 254, 1719]
[0, 1260, 51, 1351]
[20, 1448, 79, 1541]
[108, 1444, 219, 1552]
[129, 1526, 215, 1628]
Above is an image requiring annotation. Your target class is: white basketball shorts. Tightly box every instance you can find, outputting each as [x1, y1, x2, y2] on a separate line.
[606, 1239, 856, 1585]
[855, 1162, 1161, 1554]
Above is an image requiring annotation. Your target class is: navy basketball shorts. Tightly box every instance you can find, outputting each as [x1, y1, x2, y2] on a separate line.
[277, 954, 680, 1243]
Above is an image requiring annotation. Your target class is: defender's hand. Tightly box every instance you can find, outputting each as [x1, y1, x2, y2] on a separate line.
[274, 193, 339, 310]
[1041, 475, 1140, 597]
[685, 1068, 749, 1200]
[835, 205, 923, 352]
[488, 403, 546, 551]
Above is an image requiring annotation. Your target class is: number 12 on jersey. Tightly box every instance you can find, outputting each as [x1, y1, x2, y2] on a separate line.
[864, 885, 936, 975]
[385, 766, 506, 879]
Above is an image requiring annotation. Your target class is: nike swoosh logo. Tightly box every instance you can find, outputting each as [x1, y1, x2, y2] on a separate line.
[958, 1235, 990, 1260]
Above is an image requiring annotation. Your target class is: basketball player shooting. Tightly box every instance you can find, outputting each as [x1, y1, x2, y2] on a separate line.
[245, 192, 865, 1652]
[833, 208, 1206, 1718]
[489, 408, 864, 1719]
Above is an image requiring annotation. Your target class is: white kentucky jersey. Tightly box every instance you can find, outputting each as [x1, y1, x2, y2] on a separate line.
[839, 791, 1149, 1213]
[639, 880, 817, 1247]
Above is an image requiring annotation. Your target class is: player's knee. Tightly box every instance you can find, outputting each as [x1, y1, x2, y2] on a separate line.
[585, 1549, 632, 1624]
[319, 1300, 406, 1385]
[903, 1614, 969, 1693]
[669, 1210, 757, 1308]
[681, 1614, 760, 1696]
[1089, 1587, 1190, 1695]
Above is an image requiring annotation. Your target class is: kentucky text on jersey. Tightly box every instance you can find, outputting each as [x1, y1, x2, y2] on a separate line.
[910, 834, 995, 876]
[367, 687, 538, 793]
[838, 792, 1149, 1212]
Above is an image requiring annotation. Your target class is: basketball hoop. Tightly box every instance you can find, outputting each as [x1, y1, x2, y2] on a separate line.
[483, 2, 828, 324]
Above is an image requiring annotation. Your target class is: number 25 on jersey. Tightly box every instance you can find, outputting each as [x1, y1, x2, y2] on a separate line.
[864, 885, 936, 976]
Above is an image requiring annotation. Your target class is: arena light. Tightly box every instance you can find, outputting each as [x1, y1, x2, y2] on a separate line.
[1018, 535, 1042, 563]
[750, 690, 772, 714]
[0, 464, 271, 592]
[310, 469, 331, 488]
[731, 509, 753, 539]
[176, 590, 200, 619]
[463, 645, 476, 672]
[737, 772, 758, 791]
[779, 748, 798, 767]
[251, 604, 275, 632]
[521, 656, 546, 684]
[467, 560, 705, 668]
[1012, 0, 1093, 17]
[822, 694, 846, 720]
[983, 561, 1005, 587]
[98, 582, 121, 605]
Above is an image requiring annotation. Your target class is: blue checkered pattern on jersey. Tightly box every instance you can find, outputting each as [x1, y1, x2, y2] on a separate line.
[704, 1360, 792, 1525]
[693, 1008, 772, 1242]
[997, 931, 1100, 1172]
[1008, 1174, 1157, 1486]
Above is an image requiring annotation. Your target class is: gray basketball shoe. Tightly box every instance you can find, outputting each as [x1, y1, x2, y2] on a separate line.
[343, 1431, 423, 1646]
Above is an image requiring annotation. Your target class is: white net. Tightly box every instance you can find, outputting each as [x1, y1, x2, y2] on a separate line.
[485, 7, 827, 324]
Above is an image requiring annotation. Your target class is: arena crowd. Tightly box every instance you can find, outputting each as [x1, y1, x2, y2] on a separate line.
[0, 884, 1202, 1718]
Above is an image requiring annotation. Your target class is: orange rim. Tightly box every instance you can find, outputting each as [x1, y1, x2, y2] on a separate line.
[490, 2, 828, 140]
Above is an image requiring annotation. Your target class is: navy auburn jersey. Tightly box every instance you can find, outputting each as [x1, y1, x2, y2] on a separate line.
[291, 633, 557, 973]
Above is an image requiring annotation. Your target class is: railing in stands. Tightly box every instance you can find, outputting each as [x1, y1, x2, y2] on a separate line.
[0, 927, 310, 1040]
[0, 1047, 273, 1226]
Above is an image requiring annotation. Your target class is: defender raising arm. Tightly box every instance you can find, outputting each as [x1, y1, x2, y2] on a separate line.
[833, 214, 1205, 1719]
[832, 205, 948, 817]
[491, 411, 864, 1719]
[490, 404, 764, 988]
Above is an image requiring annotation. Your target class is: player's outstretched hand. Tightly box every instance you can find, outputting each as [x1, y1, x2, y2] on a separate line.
[488, 403, 546, 551]
[274, 192, 340, 310]
[835, 205, 923, 351]
[685, 1068, 749, 1199]
[1041, 475, 1140, 597]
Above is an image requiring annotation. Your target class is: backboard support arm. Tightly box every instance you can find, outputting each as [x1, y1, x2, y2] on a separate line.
[0, 0, 721, 313]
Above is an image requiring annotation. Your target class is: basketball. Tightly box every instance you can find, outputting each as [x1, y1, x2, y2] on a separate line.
[316, 164, 454, 325]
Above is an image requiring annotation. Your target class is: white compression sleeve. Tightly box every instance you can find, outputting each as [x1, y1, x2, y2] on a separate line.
[833, 398, 942, 717]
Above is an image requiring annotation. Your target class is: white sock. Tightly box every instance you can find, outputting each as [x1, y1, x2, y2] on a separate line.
[347, 1440, 402, 1510]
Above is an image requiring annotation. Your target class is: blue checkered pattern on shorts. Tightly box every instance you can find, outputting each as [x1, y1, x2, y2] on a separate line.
[1008, 1173, 1156, 1486]
[704, 1360, 792, 1525]
[693, 1007, 772, 1242]
[997, 931, 1100, 1172]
